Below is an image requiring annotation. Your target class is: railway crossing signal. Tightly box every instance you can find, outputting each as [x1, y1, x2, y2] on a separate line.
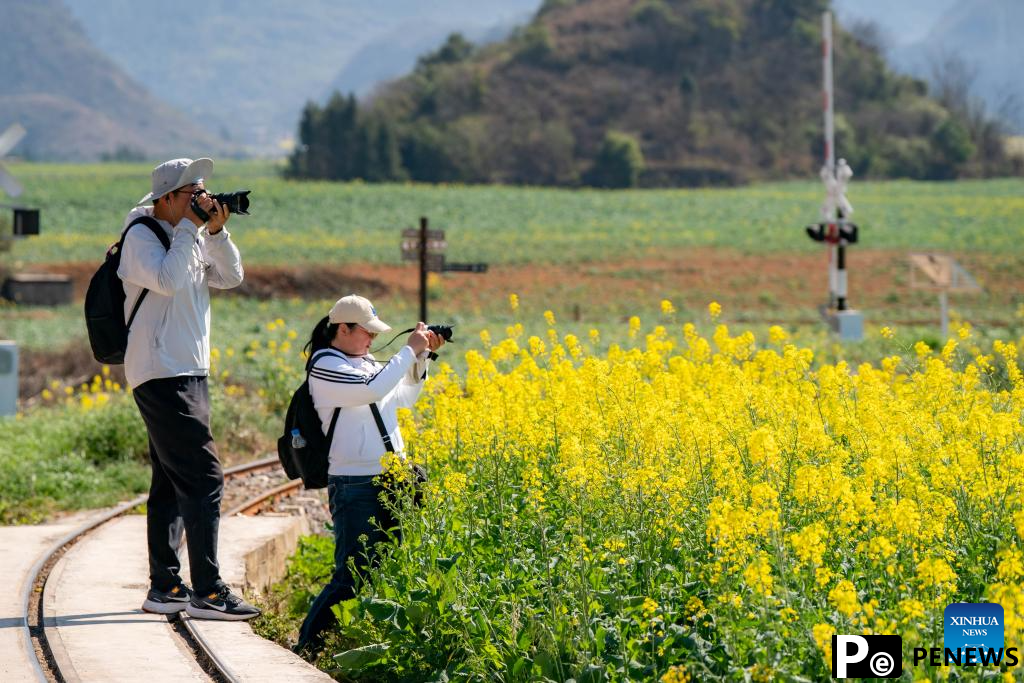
[804, 12, 863, 341]
[0, 122, 67, 306]
[1, 123, 40, 242]
[0, 123, 26, 198]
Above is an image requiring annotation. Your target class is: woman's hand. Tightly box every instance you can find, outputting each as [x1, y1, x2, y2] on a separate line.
[407, 322, 431, 355]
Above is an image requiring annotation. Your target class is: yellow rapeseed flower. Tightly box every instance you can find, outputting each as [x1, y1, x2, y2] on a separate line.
[628, 316, 641, 339]
[661, 665, 690, 683]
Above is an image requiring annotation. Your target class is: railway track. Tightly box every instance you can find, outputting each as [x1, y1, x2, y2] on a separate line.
[18, 455, 320, 683]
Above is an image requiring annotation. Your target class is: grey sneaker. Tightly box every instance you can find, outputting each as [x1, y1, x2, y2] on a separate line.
[185, 585, 261, 621]
[142, 583, 192, 614]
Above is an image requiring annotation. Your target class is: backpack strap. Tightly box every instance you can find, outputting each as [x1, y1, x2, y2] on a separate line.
[308, 347, 345, 441]
[123, 216, 172, 330]
[306, 347, 394, 452]
[369, 402, 395, 453]
[305, 346, 346, 372]
[325, 406, 341, 444]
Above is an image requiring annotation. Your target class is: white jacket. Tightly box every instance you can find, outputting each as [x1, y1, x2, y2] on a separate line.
[309, 345, 430, 476]
[117, 206, 244, 388]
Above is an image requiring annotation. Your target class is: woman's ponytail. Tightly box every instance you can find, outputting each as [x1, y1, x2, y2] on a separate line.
[304, 316, 339, 369]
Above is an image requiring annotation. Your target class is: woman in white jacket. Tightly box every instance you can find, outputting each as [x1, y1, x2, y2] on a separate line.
[296, 294, 443, 655]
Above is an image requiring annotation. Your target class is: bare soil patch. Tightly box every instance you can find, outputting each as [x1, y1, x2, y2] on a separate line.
[34, 249, 1022, 310]
[19, 248, 1020, 399]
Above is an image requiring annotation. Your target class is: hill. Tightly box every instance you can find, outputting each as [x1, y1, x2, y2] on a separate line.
[902, 0, 1023, 132]
[293, 0, 1011, 186]
[0, 0, 223, 161]
[834, 0, 1023, 134]
[62, 0, 542, 154]
[325, 15, 529, 99]
[831, 0, 956, 46]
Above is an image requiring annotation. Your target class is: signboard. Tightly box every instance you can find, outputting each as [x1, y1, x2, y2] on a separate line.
[909, 253, 981, 293]
[401, 227, 447, 262]
[401, 217, 487, 322]
[443, 262, 488, 273]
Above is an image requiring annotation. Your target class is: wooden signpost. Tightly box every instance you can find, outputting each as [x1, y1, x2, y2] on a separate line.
[401, 216, 487, 322]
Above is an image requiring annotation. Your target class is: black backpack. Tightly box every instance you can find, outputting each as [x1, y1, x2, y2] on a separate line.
[277, 349, 343, 489]
[84, 216, 170, 364]
[278, 349, 422, 492]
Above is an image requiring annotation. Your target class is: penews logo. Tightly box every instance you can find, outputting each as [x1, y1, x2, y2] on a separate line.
[832, 635, 902, 678]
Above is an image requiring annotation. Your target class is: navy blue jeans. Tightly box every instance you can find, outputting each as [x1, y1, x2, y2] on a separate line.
[298, 475, 398, 650]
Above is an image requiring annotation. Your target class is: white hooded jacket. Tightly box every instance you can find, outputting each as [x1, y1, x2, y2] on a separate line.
[117, 206, 244, 388]
[309, 345, 430, 476]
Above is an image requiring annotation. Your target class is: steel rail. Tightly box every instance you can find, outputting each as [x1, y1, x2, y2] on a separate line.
[225, 479, 304, 517]
[23, 455, 287, 683]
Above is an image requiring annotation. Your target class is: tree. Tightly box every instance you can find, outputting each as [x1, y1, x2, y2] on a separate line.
[372, 119, 405, 182]
[928, 117, 975, 179]
[417, 33, 475, 70]
[287, 101, 325, 179]
[323, 93, 358, 180]
[586, 131, 644, 188]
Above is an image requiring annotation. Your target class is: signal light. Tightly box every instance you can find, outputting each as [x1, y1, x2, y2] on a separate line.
[805, 222, 857, 244]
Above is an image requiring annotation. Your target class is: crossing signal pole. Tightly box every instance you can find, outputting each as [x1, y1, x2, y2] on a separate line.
[805, 12, 863, 341]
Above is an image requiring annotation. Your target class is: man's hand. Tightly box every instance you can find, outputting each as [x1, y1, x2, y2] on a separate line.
[205, 198, 230, 234]
[184, 192, 230, 233]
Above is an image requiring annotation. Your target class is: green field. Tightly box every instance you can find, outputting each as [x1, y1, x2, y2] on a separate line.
[4, 161, 1024, 265]
[3, 162, 1023, 377]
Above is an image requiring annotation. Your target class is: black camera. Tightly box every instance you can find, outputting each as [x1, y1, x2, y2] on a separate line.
[190, 189, 251, 223]
[427, 324, 455, 342]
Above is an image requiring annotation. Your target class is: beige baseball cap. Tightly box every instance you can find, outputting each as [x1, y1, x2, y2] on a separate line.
[136, 157, 214, 205]
[328, 294, 392, 333]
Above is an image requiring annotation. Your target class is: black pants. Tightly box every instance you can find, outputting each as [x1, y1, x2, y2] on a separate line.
[133, 376, 225, 595]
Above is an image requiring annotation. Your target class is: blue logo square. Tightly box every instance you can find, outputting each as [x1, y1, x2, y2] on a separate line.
[944, 603, 1004, 663]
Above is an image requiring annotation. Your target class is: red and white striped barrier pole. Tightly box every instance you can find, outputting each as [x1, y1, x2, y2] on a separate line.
[805, 12, 862, 339]
[823, 12, 837, 310]
[807, 12, 857, 311]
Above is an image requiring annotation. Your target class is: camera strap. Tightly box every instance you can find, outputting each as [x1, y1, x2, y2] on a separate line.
[369, 403, 394, 453]
[370, 328, 413, 354]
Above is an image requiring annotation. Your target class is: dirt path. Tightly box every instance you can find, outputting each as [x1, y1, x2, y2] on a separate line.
[36, 247, 1021, 310]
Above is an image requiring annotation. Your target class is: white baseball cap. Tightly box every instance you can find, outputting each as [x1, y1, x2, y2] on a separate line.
[328, 294, 392, 333]
[136, 157, 214, 205]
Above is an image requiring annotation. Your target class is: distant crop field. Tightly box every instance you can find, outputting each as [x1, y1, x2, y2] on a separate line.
[5, 161, 1024, 266]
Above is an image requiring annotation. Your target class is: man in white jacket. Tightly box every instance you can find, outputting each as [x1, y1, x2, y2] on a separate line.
[119, 158, 258, 620]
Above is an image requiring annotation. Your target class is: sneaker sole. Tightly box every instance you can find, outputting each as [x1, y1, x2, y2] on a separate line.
[142, 598, 189, 614]
[185, 605, 261, 621]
